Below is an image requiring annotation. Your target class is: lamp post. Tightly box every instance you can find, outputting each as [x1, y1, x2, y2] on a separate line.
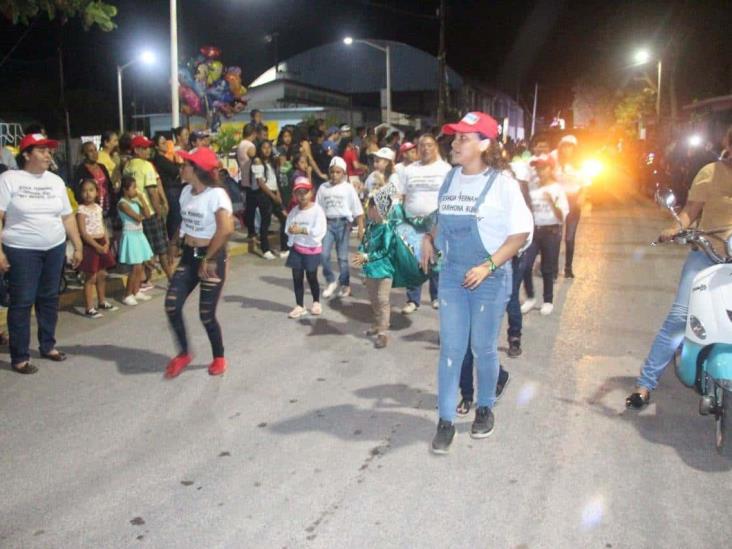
[633, 48, 662, 126]
[170, 0, 179, 128]
[117, 51, 155, 134]
[344, 37, 391, 124]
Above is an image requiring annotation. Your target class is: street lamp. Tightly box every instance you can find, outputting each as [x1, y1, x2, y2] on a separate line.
[344, 36, 391, 124]
[117, 50, 156, 134]
[632, 48, 662, 126]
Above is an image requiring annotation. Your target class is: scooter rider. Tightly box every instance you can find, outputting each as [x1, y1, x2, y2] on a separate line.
[627, 126, 732, 409]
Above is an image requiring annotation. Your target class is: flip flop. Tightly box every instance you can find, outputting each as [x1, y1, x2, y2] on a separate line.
[12, 362, 38, 374]
[40, 350, 67, 362]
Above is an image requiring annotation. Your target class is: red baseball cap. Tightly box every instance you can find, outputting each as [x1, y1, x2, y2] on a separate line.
[441, 112, 499, 140]
[19, 133, 59, 152]
[399, 141, 416, 153]
[292, 176, 313, 192]
[530, 153, 556, 169]
[131, 135, 154, 148]
[177, 146, 220, 172]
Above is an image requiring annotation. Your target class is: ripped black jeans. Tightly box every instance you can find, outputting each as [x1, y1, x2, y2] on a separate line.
[165, 245, 226, 358]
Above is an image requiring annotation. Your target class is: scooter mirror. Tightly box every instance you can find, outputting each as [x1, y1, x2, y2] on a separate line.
[655, 188, 677, 210]
[727, 234, 732, 258]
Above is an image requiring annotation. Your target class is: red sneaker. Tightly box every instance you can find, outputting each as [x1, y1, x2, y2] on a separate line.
[208, 357, 227, 376]
[164, 353, 192, 378]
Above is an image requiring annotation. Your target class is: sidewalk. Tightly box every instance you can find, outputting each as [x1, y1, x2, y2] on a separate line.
[0, 230, 273, 331]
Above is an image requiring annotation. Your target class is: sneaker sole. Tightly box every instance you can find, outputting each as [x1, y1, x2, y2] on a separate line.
[470, 427, 495, 439]
[430, 432, 456, 455]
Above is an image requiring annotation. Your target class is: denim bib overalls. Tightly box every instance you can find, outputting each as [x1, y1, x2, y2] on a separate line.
[435, 168, 512, 422]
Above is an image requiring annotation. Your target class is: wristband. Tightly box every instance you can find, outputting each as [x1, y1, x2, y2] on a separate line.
[485, 256, 497, 273]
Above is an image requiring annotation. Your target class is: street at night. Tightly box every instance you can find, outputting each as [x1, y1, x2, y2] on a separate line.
[2, 199, 731, 548]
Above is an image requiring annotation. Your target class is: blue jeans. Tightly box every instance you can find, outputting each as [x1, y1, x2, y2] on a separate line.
[438, 262, 511, 421]
[406, 271, 439, 306]
[321, 218, 351, 286]
[3, 243, 66, 365]
[506, 254, 528, 339]
[637, 250, 714, 391]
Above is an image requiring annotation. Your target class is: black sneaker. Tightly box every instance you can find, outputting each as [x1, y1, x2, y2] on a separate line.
[431, 419, 456, 454]
[496, 368, 510, 401]
[507, 337, 522, 358]
[470, 406, 495, 439]
[84, 308, 103, 319]
[98, 301, 119, 312]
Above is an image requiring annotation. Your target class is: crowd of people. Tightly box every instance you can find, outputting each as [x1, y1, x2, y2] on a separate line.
[0, 110, 599, 454]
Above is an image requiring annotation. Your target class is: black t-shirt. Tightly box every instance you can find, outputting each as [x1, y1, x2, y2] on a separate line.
[153, 154, 182, 191]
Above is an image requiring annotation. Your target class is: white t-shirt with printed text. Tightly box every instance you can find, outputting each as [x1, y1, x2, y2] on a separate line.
[529, 182, 569, 226]
[315, 181, 364, 221]
[179, 185, 233, 240]
[0, 169, 73, 250]
[438, 168, 534, 255]
[399, 159, 452, 218]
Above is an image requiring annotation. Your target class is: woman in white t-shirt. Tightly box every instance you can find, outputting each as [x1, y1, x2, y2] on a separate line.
[420, 112, 533, 453]
[520, 154, 569, 317]
[252, 140, 288, 260]
[0, 133, 84, 374]
[163, 147, 234, 379]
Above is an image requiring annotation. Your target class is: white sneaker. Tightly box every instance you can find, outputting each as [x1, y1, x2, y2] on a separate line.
[288, 306, 308, 319]
[520, 298, 536, 314]
[402, 302, 418, 315]
[122, 295, 138, 306]
[322, 282, 338, 298]
[134, 292, 152, 302]
[337, 286, 351, 298]
[311, 302, 322, 315]
[431, 299, 440, 310]
[540, 302, 554, 316]
[279, 250, 290, 259]
[262, 251, 276, 260]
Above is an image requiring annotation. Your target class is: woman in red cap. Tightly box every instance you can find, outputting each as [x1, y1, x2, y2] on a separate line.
[0, 133, 84, 374]
[163, 147, 234, 378]
[420, 113, 533, 453]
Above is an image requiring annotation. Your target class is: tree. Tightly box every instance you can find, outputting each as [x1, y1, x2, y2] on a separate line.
[0, 0, 117, 31]
[614, 88, 656, 137]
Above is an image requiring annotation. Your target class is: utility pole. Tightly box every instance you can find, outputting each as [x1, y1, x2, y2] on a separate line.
[170, 0, 180, 128]
[531, 82, 538, 138]
[57, 46, 72, 182]
[436, 0, 447, 126]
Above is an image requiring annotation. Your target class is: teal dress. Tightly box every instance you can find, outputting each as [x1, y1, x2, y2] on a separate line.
[117, 198, 154, 265]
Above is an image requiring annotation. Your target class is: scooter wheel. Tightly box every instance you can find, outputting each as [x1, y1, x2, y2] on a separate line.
[715, 385, 732, 458]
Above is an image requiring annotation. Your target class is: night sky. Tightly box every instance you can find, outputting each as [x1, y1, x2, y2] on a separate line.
[0, 0, 730, 134]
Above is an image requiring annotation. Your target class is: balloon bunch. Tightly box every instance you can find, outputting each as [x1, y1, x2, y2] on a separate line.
[178, 45, 248, 129]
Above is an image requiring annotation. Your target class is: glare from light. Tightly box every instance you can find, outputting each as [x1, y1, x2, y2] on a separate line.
[688, 134, 702, 147]
[516, 382, 538, 408]
[581, 158, 603, 181]
[581, 496, 605, 530]
[634, 49, 651, 65]
[139, 50, 155, 65]
[343, 37, 354, 45]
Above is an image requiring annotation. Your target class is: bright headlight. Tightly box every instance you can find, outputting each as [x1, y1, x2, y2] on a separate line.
[689, 315, 707, 340]
[581, 159, 603, 181]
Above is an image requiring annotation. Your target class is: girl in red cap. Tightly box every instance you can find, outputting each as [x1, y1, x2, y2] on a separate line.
[420, 113, 533, 453]
[163, 147, 234, 378]
[284, 177, 327, 318]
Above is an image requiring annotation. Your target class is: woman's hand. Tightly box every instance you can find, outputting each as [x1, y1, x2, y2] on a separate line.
[420, 235, 435, 273]
[71, 248, 83, 269]
[658, 225, 681, 242]
[350, 253, 367, 266]
[0, 252, 10, 273]
[198, 259, 221, 282]
[463, 263, 492, 290]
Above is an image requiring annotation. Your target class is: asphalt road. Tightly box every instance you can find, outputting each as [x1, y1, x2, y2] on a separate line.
[2, 197, 731, 549]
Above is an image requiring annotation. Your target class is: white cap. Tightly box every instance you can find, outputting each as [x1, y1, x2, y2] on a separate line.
[372, 147, 396, 162]
[339, 124, 351, 132]
[559, 134, 578, 146]
[329, 156, 347, 171]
